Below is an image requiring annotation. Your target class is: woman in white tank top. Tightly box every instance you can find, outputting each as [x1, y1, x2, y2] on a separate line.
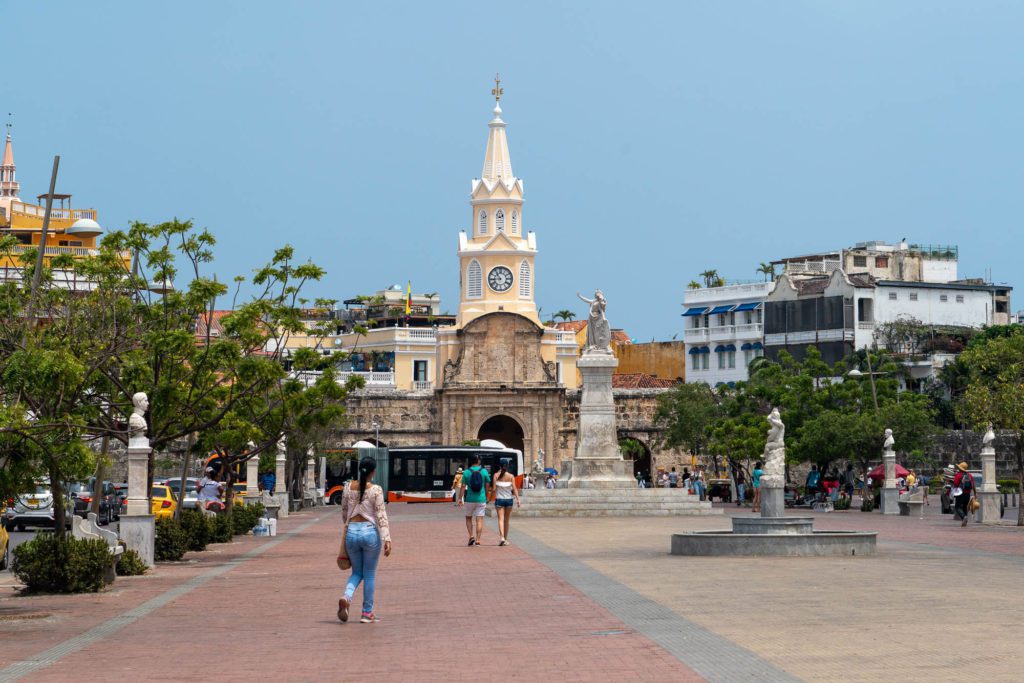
[490, 458, 520, 546]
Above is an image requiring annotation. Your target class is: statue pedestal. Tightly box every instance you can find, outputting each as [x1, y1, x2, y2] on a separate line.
[275, 451, 289, 518]
[760, 486, 785, 519]
[981, 447, 998, 494]
[979, 446, 1001, 524]
[245, 456, 259, 499]
[566, 354, 635, 489]
[880, 448, 898, 515]
[120, 514, 155, 567]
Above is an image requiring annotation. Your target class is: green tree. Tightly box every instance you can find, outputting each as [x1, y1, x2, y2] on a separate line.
[686, 280, 702, 290]
[757, 262, 775, 282]
[554, 309, 576, 322]
[699, 270, 719, 288]
[957, 329, 1024, 525]
[654, 382, 720, 456]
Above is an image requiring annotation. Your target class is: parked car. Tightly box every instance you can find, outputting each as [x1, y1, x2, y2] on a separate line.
[4, 482, 72, 531]
[150, 485, 177, 520]
[112, 483, 129, 510]
[70, 479, 120, 526]
[160, 477, 199, 509]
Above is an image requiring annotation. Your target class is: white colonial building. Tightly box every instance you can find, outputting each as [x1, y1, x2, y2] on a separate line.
[682, 282, 772, 386]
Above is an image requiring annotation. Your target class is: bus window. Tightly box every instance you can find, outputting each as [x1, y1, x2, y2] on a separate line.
[416, 459, 427, 476]
[406, 459, 416, 476]
[449, 459, 465, 475]
[393, 457, 401, 473]
[432, 459, 446, 476]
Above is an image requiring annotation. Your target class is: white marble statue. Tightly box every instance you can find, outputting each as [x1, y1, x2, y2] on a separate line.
[532, 449, 546, 475]
[761, 408, 786, 485]
[983, 423, 995, 449]
[576, 290, 612, 353]
[883, 428, 895, 452]
[128, 392, 149, 447]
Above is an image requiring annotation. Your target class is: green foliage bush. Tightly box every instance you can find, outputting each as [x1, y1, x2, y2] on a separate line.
[860, 496, 875, 512]
[179, 510, 211, 552]
[12, 532, 109, 593]
[155, 518, 188, 561]
[210, 514, 233, 543]
[996, 479, 1019, 492]
[230, 502, 266, 536]
[116, 548, 148, 576]
[834, 496, 852, 511]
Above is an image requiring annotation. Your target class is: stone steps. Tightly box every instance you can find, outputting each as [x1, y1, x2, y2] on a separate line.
[506, 489, 720, 517]
[513, 508, 720, 518]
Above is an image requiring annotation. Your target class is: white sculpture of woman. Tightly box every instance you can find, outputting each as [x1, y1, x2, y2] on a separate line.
[883, 428, 895, 452]
[576, 290, 612, 353]
[532, 449, 546, 475]
[761, 407, 786, 484]
[983, 423, 995, 449]
[128, 392, 149, 446]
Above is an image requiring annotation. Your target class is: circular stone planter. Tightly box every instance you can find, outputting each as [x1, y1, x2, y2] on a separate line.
[670, 529, 877, 557]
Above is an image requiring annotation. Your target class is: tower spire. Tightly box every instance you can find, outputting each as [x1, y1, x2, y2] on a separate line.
[0, 115, 19, 202]
[482, 75, 513, 181]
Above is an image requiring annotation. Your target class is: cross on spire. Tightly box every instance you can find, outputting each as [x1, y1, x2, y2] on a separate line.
[491, 73, 503, 103]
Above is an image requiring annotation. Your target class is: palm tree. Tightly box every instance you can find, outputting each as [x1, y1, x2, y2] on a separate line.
[687, 280, 702, 290]
[699, 270, 719, 288]
[555, 309, 576, 322]
[757, 263, 775, 282]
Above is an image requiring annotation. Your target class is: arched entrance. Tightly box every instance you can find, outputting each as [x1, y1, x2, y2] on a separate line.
[477, 415, 525, 455]
[619, 436, 651, 481]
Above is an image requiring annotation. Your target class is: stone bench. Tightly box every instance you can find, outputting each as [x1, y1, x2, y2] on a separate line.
[73, 512, 124, 584]
[898, 491, 925, 517]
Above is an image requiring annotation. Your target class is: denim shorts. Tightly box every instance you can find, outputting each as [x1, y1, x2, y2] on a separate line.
[494, 498, 514, 508]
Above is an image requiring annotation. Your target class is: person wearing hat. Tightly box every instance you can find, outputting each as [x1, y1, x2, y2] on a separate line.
[451, 467, 464, 505]
[951, 462, 976, 527]
[197, 466, 226, 513]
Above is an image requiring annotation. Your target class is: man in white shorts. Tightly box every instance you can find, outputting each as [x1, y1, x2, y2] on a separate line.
[457, 453, 492, 546]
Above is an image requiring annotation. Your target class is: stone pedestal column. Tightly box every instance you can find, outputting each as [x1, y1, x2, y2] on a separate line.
[121, 442, 155, 567]
[305, 452, 317, 504]
[979, 447, 1001, 524]
[245, 456, 259, 500]
[566, 354, 634, 488]
[880, 448, 898, 515]
[275, 445, 289, 518]
[760, 486, 785, 519]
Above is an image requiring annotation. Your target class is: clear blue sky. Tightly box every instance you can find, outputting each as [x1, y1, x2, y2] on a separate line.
[6, 2, 1022, 340]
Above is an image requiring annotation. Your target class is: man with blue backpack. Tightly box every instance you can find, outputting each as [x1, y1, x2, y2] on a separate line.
[457, 453, 492, 546]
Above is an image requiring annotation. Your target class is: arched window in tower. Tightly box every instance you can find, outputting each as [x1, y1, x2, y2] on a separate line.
[510, 210, 518, 234]
[518, 259, 531, 298]
[495, 209, 505, 232]
[478, 210, 487, 236]
[467, 260, 483, 299]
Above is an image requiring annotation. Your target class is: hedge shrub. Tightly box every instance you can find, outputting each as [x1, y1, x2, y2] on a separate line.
[179, 510, 212, 552]
[116, 549, 148, 576]
[155, 517, 188, 561]
[12, 532, 110, 593]
[997, 479, 1019, 492]
[231, 502, 266, 536]
[210, 514, 233, 544]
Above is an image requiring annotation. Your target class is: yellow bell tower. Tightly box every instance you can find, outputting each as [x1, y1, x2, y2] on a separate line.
[456, 75, 539, 328]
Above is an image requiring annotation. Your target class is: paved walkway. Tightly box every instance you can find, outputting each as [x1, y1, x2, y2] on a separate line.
[1, 502, 1021, 682]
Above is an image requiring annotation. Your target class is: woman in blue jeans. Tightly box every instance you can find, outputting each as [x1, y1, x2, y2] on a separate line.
[337, 457, 392, 623]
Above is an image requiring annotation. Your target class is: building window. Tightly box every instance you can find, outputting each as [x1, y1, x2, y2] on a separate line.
[744, 349, 753, 366]
[858, 298, 874, 322]
[478, 210, 487, 236]
[511, 210, 518, 234]
[495, 209, 505, 232]
[413, 360, 428, 382]
[875, 256, 889, 268]
[888, 292, 897, 301]
[718, 351, 726, 370]
[702, 353, 709, 370]
[692, 354, 700, 371]
[956, 295, 964, 303]
[853, 255, 867, 267]
[909, 293, 918, 301]
[727, 351, 736, 369]
[466, 260, 482, 298]
[940, 294, 948, 302]
[518, 260, 531, 298]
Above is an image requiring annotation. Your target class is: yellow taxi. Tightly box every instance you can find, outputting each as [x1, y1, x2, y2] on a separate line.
[0, 524, 9, 571]
[151, 485, 177, 520]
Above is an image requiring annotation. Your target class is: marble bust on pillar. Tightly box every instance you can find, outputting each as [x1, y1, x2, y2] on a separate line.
[128, 392, 150, 448]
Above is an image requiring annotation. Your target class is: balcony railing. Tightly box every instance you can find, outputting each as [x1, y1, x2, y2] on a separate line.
[857, 321, 875, 330]
[413, 380, 433, 391]
[555, 331, 576, 344]
[734, 323, 763, 336]
[10, 245, 97, 257]
[683, 282, 772, 303]
[291, 370, 395, 387]
[10, 201, 97, 221]
[783, 260, 841, 275]
[685, 328, 710, 342]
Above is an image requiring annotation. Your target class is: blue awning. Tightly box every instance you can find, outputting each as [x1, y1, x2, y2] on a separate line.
[708, 305, 736, 315]
[689, 346, 711, 355]
[698, 346, 710, 354]
[734, 302, 762, 312]
[689, 347, 701, 355]
[751, 342, 763, 350]
[723, 344, 736, 352]
[682, 307, 709, 317]
[714, 345, 726, 352]
[741, 342, 753, 351]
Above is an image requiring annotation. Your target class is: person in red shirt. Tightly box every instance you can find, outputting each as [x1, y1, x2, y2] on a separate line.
[951, 462, 976, 527]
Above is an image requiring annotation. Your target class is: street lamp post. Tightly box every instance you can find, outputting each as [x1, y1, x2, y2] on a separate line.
[371, 418, 380, 447]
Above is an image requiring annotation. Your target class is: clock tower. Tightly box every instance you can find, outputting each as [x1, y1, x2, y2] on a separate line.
[456, 76, 539, 327]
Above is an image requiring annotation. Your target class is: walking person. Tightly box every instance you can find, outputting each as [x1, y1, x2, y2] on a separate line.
[668, 467, 679, 489]
[451, 467, 464, 505]
[337, 456, 392, 624]
[951, 462, 977, 527]
[491, 458, 521, 546]
[751, 461, 764, 513]
[842, 464, 855, 500]
[457, 453, 492, 546]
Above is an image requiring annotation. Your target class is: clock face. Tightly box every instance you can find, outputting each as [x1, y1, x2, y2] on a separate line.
[487, 266, 514, 292]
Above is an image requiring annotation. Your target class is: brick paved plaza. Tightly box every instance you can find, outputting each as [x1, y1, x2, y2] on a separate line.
[0, 502, 1020, 682]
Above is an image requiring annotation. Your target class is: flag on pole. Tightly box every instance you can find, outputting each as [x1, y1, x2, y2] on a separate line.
[405, 281, 412, 315]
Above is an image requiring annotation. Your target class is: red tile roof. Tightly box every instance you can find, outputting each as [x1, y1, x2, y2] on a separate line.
[552, 320, 587, 332]
[612, 373, 679, 389]
[194, 310, 232, 338]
